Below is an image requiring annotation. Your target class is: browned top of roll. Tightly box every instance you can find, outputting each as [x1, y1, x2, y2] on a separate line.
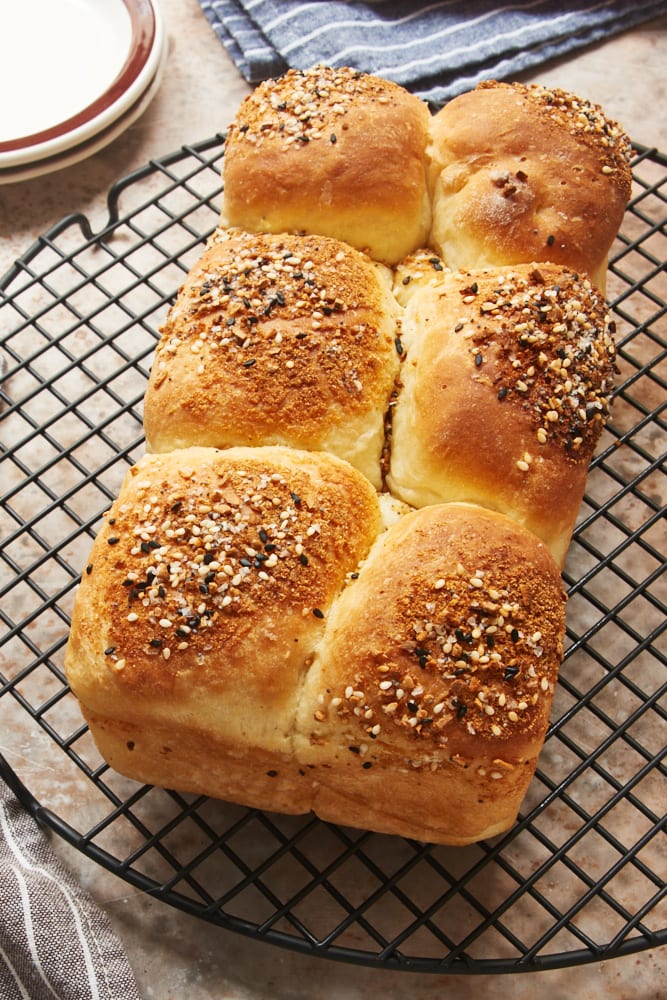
[143, 230, 401, 487]
[428, 80, 633, 287]
[303, 502, 566, 767]
[65, 447, 381, 746]
[221, 65, 432, 265]
[387, 262, 617, 566]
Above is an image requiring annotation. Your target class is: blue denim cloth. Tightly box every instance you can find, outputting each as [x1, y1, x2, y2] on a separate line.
[198, 0, 667, 105]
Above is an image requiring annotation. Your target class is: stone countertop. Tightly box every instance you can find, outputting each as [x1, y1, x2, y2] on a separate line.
[1, 2, 666, 997]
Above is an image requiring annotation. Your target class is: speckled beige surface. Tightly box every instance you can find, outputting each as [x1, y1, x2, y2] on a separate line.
[1, 2, 666, 997]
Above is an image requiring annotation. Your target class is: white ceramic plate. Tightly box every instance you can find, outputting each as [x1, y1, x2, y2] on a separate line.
[0, 34, 167, 185]
[0, 0, 165, 171]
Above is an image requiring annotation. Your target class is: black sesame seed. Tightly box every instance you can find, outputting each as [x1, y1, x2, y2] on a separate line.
[362, 761, 373, 769]
[498, 386, 508, 400]
[149, 638, 163, 648]
[171, 501, 182, 512]
[457, 703, 468, 719]
[126, 741, 135, 751]
[203, 552, 214, 564]
[348, 746, 360, 754]
[407, 701, 419, 713]
[313, 608, 324, 619]
[402, 275, 411, 286]
[243, 358, 256, 368]
[475, 353, 483, 367]
[510, 628, 520, 642]
[547, 235, 555, 246]
[300, 553, 309, 566]
[240, 558, 252, 567]
[259, 529, 269, 544]
[504, 664, 520, 680]
[140, 541, 151, 554]
[330, 133, 337, 144]
[454, 322, 464, 332]
[429, 257, 444, 271]
[395, 337, 404, 356]
[104, 647, 116, 656]
[107, 537, 120, 545]
[86, 564, 93, 575]
[291, 492, 301, 506]
[266, 770, 278, 777]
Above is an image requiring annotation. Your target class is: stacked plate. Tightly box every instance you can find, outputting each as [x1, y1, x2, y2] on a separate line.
[0, 0, 167, 184]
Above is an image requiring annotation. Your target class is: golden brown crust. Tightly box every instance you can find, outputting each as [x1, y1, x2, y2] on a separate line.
[428, 81, 633, 289]
[388, 262, 617, 566]
[222, 66, 432, 265]
[65, 446, 381, 756]
[295, 502, 566, 843]
[143, 230, 401, 489]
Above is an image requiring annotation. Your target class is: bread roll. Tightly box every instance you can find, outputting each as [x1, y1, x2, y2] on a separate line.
[143, 229, 401, 489]
[65, 446, 381, 814]
[221, 65, 432, 266]
[387, 262, 617, 567]
[428, 81, 632, 291]
[295, 502, 566, 844]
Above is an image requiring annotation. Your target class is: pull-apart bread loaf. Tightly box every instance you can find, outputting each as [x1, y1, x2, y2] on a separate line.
[143, 229, 401, 490]
[221, 65, 432, 266]
[67, 67, 632, 844]
[428, 81, 632, 292]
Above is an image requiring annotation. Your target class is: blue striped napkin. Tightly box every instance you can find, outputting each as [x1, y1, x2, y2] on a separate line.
[198, 0, 667, 105]
[1, 780, 142, 1000]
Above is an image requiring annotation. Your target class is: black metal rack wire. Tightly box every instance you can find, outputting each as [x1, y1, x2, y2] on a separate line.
[0, 137, 665, 975]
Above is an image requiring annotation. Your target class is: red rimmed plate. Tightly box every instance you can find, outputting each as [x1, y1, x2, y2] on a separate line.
[0, 0, 164, 170]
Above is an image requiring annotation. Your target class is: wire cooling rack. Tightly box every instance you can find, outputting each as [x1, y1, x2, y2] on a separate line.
[0, 138, 665, 974]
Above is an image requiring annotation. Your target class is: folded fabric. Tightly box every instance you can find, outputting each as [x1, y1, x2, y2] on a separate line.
[0, 779, 142, 1000]
[198, 0, 667, 105]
